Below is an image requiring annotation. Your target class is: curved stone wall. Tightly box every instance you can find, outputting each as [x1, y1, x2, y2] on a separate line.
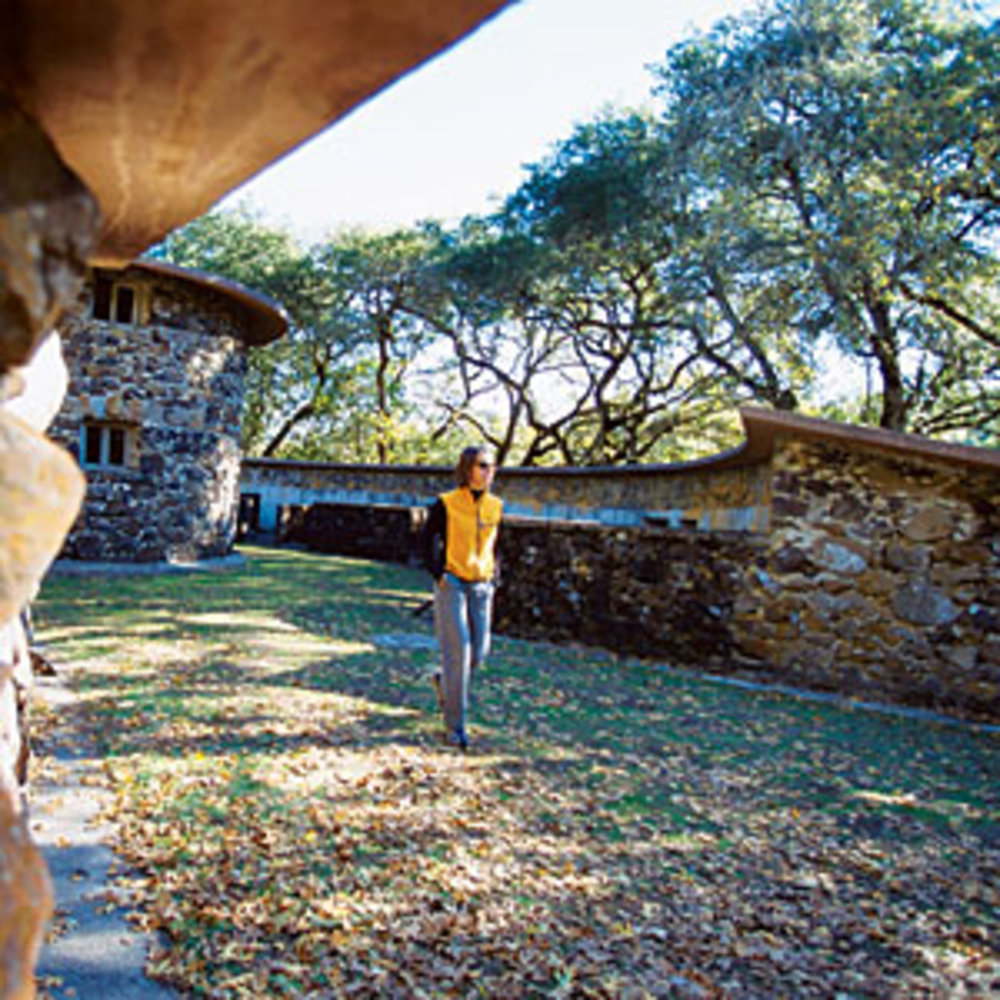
[242, 451, 772, 534]
[254, 410, 1000, 722]
[733, 435, 1000, 718]
[50, 265, 255, 562]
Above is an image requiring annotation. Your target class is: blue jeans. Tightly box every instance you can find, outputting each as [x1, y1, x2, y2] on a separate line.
[434, 572, 494, 732]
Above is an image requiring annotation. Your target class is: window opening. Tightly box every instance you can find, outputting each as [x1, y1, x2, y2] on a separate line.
[114, 285, 136, 324]
[91, 275, 137, 324]
[92, 276, 113, 321]
[108, 427, 127, 465]
[84, 424, 103, 464]
[80, 421, 134, 469]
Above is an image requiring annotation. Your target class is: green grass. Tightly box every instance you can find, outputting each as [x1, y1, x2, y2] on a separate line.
[34, 544, 1000, 999]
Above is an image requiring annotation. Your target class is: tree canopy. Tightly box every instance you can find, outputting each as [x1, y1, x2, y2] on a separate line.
[652, 0, 999, 435]
[152, 0, 999, 464]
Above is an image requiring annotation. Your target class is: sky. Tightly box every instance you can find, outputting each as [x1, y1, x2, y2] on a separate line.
[220, 0, 758, 241]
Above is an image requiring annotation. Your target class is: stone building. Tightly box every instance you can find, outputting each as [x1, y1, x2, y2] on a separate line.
[50, 260, 286, 563]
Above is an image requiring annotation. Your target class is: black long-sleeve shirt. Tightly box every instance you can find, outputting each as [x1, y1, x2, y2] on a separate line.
[423, 497, 448, 581]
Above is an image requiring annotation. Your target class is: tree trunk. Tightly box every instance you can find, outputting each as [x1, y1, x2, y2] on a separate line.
[863, 284, 909, 432]
[262, 401, 316, 457]
[878, 367, 908, 432]
[376, 316, 391, 464]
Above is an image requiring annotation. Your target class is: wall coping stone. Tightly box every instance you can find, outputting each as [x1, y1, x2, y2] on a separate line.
[740, 407, 1000, 472]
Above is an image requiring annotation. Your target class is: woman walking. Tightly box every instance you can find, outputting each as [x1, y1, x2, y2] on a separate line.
[423, 446, 502, 750]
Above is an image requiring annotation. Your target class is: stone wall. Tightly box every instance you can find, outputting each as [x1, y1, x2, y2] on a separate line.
[286, 503, 427, 566]
[242, 453, 771, 533]
[734, 436, 1000, 720]
[494, 520, 764, 667]
[50, 266, 250, 562]
[275, 411, 1000, 723]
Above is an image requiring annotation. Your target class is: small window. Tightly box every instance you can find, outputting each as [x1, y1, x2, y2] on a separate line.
[80, 421, 134, 469]
[114, 286, 136, 324]
[92, 276, 113, 321]
[108, 426, 127, 465]
[91, 275, 137, 324]
[84, 424, 103, 464]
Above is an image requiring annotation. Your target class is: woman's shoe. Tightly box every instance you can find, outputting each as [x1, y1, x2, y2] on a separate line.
[447, 725, 469, 751]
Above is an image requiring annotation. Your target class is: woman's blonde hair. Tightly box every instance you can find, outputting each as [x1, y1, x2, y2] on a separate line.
[455, 446, 494, 487]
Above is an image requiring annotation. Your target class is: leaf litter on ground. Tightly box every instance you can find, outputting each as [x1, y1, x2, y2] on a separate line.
[32, 545, 1000, 998]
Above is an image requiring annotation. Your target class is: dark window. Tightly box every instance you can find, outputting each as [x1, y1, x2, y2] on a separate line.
[81, 421, 133, 468]
[84, 425, 103, 464]
[92, 276, 113, 320]
[108, 427, 126, 465]
[114, 285, 136, 323]
[92, 277, 137, 324]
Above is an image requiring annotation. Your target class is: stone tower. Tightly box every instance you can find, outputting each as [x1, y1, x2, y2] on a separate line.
[50, 259, 286, 563]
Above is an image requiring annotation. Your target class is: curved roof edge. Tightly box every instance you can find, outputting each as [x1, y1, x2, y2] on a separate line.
[738, 406, 1000, 474]
[243, 408, 999, 477]
[130, 258, 289, 346]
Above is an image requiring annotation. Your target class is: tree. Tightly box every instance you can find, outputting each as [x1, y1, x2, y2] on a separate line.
[149, 208, 361, 457]
[152, 210, 443, 461]
[311, 228, 438, 463]
[424, 111, 812, 466]
[154, 0, 1000, 462]
[501, 114, 716, 465]
[412, 216, 577, 466]
[652, 0, 1000, 436]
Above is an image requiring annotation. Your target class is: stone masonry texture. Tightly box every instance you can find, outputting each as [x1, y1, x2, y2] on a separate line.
[275, 425, 999, 724]
[734, 437, 1000, 721]
[50, 267, 248, 562]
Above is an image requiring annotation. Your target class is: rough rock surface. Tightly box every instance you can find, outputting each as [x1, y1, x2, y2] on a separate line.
[0, 101, 98, 373]
[286, 435, 1000, 723]
[0, 101, 96, 1000]
[50, 269, 248, 563]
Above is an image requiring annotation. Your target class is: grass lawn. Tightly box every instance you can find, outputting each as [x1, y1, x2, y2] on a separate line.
[33, 545, 999, 998]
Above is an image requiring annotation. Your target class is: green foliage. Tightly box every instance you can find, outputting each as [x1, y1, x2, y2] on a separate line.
[652, 0, 1000, 436]
[153, 0, 999, 461]
[150, 206, 305, 308]
[152, 211, 448, 461]
[310, 227, 441, 462]
[150, 207, 342, 456]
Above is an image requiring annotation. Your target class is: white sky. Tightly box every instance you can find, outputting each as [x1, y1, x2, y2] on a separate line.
[220, 0, 756, 240]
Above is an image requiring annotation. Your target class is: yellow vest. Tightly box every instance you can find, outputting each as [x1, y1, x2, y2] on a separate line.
[442, 487, 503, 582]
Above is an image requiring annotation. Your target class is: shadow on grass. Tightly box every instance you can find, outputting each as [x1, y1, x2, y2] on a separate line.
[35, 544, 1000, 998]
